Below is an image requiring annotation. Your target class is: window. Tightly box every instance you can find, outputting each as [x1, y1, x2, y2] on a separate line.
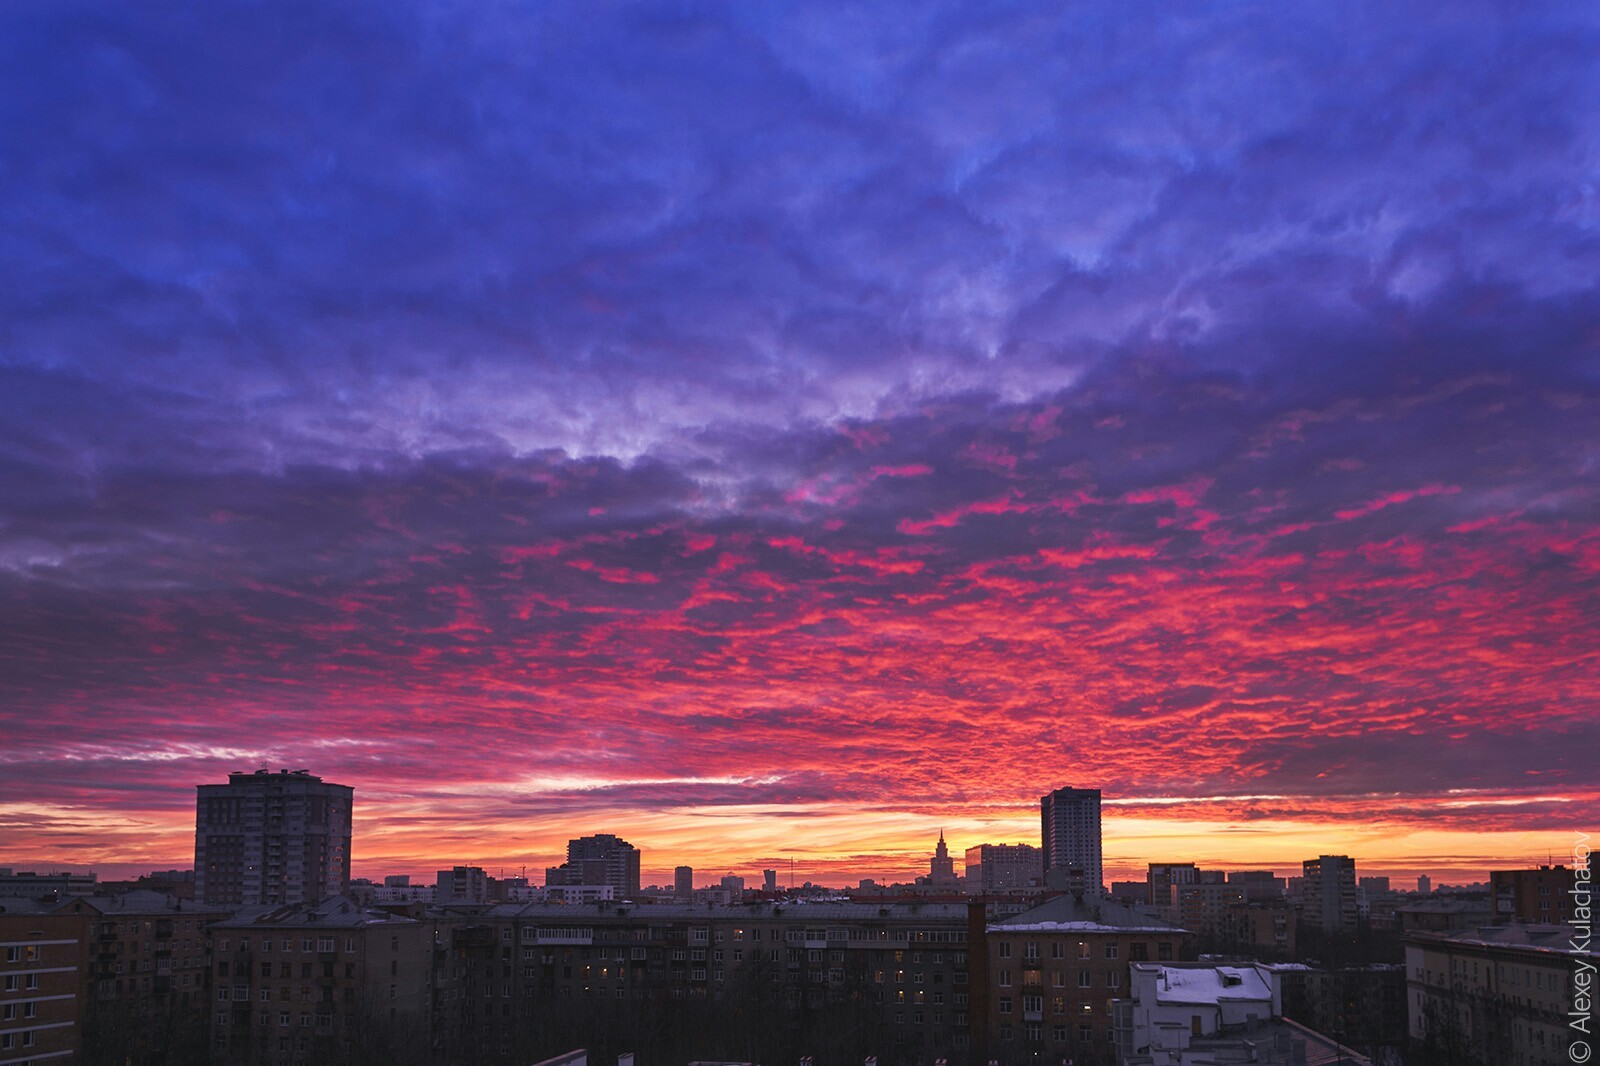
[999, 997, 1013, 1014]
[317, 938, 334, 952]
[1050, 942, 1064, 959]
[998, 969, 1012, 987]
[1105, 944, 1119, 959]
[2, 948, 16, 963]
[998, 942, 1012, 959]
[1024, 942, 1039, 961]
[1078, 971, 1092, 988]
[1077, 942, 1090, 959]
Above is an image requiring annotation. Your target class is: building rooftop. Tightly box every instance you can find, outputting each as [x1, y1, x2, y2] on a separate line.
[1395, 898, 1492, 914]
[54, 890, 231, 916]
[212, 895, 420, 929]
[476, 899, 974, 921]
[1413, 922, 1600, 959]
[990, 892, 1187, 934]
[0, 898, 59, 915]
[1133, 961, 1275, 1005]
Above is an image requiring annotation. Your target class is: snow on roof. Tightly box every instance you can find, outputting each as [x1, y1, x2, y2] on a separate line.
[994, 920, 1180, 934]
[1152, 965, 1274, 1005]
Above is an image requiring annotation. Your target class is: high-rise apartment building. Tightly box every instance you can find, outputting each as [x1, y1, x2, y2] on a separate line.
[547, 834, 641, 898]
[675, 866, 694, 899]
[1040, 786, 1102, 895]
[963, 843, 1043, 893]
[194, 769, 353, 906]
[1301, 855, 1359, 934]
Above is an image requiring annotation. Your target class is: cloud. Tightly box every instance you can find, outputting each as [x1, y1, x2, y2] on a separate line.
[1, 0, 1596, 880]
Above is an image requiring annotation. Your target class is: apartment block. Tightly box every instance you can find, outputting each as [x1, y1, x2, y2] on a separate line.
[963, 845, 1042, 895]
[53, 891, 229, 1063]
[195, 770, 353, 907]
[442, 900, 975, 1063]
[0, 907, 84, 1066]
[1405, 923, 1593, 1066]
[1491, 865, 1578, 925]
[206, 896, 432, 1066]
[982, 893, 1187, 1062]
[1300, 855, 1359, 935]
[1040, 788, 1102, 895]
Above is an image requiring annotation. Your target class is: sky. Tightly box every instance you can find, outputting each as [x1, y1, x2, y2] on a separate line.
[1, 1, 1597, 888]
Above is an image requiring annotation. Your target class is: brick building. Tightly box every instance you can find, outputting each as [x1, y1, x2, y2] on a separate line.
[0, 905, 84, 1066]
[981, 892, 1188, 1064]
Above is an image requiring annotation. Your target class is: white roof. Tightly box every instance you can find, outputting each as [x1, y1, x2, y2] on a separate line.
[1150, 965, 1274, 1005]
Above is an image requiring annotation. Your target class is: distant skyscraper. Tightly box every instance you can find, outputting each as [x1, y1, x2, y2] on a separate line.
[675, 865, 694, 899]
[194, 768, 352, 906]
[763, 869, 778, 893]
[1418, 875, 1432, 895]
[1301, 855, 1358, 933]
[1041, 786, 1102, 895]
[549, 834, 641, 898]
[927, 831, 958, 886]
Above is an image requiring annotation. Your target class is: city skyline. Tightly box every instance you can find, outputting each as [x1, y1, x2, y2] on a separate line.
[0, 769, 1573, 890]
[2, 3, 1596, 891]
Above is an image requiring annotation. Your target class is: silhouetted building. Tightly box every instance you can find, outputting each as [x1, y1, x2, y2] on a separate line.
[1227, 869, 1287, 902]
[194, 769, 353, 907]
[927, 831, 959, 886]
[0, 870, 98, 899]
[1146, 862, 1199, 908]
[1300, 855, 1358, 934]
[762, 869, 777, 893]
[547, 835, 641, 899]
[674, 866, 693, 899]
[964, 844, 1042, 894]
[1040, 786, 1101, 895]
[435, 866, 489, 905]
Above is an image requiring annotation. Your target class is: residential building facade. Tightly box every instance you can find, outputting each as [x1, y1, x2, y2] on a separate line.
[194, 770, 353, 907]
[1040, 787, 1102, 895]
